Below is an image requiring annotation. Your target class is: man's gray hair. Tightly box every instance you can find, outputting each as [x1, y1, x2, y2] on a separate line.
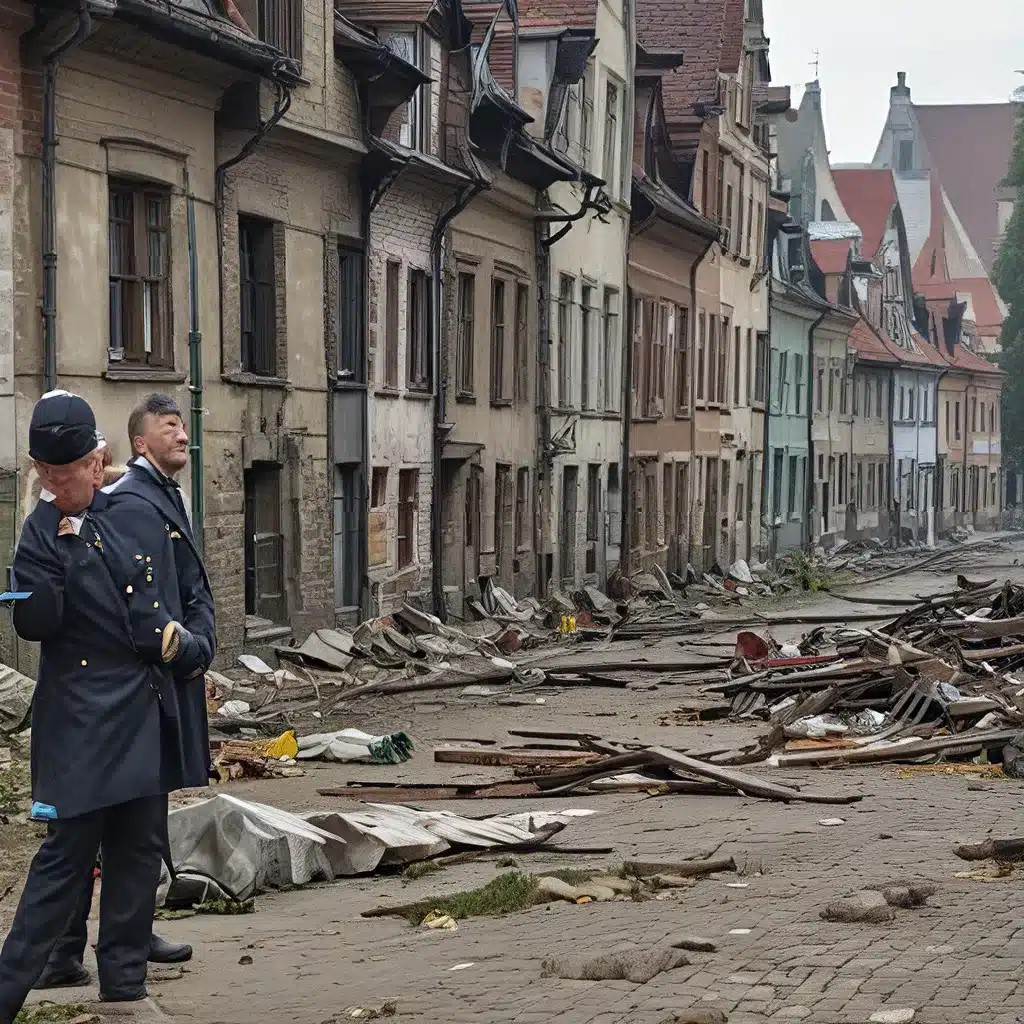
[128, 393, 183, 454]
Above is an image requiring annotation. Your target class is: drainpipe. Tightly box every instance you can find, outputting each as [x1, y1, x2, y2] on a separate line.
[430, 181, 485, 622]
[40, 0, 91, 392]
[619, 283, 634, 571]
[805, 310, 826, 553]
[760, 274, 774, 561]
[184, 167, 204, 554]
[214, 78, 292, 375]
[686, 240, 716, 566]
[964, 380, 975, 528]
[535, 215, 552, 592]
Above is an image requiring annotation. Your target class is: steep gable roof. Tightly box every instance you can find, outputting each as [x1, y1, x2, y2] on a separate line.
[914, 102, 1016, 273]
[832, 167, 898, 259]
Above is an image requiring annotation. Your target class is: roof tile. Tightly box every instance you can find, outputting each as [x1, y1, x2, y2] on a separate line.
[832, 167, 897, 259]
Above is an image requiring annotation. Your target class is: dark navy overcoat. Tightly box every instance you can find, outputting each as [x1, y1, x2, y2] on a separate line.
[103, 459, 215, 789]
[11, 489, 189, 819]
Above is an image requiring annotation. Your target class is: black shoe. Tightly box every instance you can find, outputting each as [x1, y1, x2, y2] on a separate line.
[33, 963, 91, 990]
[149, 934, 192, 964]
[100, 986, 148, 1003]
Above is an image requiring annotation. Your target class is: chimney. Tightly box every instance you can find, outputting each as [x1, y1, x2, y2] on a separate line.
[891, 71, 911, 101]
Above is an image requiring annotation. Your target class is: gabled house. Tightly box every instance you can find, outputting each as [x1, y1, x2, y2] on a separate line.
[626, 42, 719, 575]
[517, 0, 626, 594]
[833, 166, 947, 545]
[631, 0, 772, 572]
[438, 0, 581, 614]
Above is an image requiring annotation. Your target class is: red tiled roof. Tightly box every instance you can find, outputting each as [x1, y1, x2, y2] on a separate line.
[810, 239, 853, 275]
[848, 317, 898, 364]
[916, 278, 1006, 332]
[832, 168, 898, 260]
[914, 103, 1016, 275]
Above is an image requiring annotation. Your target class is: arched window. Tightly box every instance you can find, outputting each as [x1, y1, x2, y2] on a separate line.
[820, 199, 836, 222]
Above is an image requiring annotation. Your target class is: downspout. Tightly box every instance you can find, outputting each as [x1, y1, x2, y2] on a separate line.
[619, 282, 633, 570]
[184, 167, 204, 553]
[535, 215, 552, 592]
[40, 0, 91, 392]
[805, 310, 826, 553]
[963, 380, 974, 528]
[214, 77, 292, 375]
[760, 273, 773, 560]
[935, 366, 948, 538]
[686, 239, 716, 566]
[430, 181, 485, 622]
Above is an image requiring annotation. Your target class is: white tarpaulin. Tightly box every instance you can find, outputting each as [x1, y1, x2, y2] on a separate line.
[0, 663, 34, 734]
[163, 794, 593, 903]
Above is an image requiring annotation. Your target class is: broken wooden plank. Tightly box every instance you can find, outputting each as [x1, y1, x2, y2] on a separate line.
[434, 748, 604, 768]
[623, 856, 736, 879]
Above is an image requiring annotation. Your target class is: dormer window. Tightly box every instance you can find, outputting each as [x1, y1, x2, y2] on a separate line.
[380, 29, 427, 151]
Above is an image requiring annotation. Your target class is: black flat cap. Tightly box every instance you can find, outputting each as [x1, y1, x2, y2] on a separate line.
[29, 390, 105, 466]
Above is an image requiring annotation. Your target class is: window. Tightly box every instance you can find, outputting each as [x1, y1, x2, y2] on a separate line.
[515, 467, 530, 549]
[631, 294, 644, 415]
[514, 283, 529, 404]
[923, 385, 931, 423]
[581, 285, 594, 410]
[557, 274, 574, 407]
[945, 399, 950, 442]
[602, 287, 620, 412]
[787, 454, 798, 519]
[816, 365, 824, 412]
[856, 462, 863, 507]
[733, 325, 742, 406]
[561, 465, 579, 580]
[608, 463, 621, 548]
[990, 404, 995, 433]
[494, 464, 514, 580]
[955, 400, 961, 440]
[383, 260, 400, 387]
[794, 353, 804, 414]
[908, 384, 916, 420]
[971, 396, 978, 432]
[745, 327, 753, 404]
[651, 302, 668, 413]
[868, 463, 876, 507]
[644, 470, 657, 550]
[745, 194, 754, 258]
[238, 215, 278, 377]
[754, 331, 767, 403]
[108, 182, 172, 367]
[771, 449, 784, 519]
[407, 268, 431, 391]
[708, 315, 719, 403]
[238, 0, 303, 62]
[675, 306, 691, 414]
[490, 278, 508, 402]
[585, 464, 600, 574]
[456, 272, 475, 397]
[371, 467, 388, 508]
[725, 182, 735, 248]
[839, 454, 848, 505]
[716, 154, 725, 224]
[696, 313, 707, 401]
[716, 316, 727, 404]
[333, 463, 361, 608]
[839, 368, 849, 415]
[603, 81, 619, 192]
[898, 138, 914, 174]
[777, 350, 788, 409]
[380, 31, 426, 150]
[580, 68, 593, 162]
[338, 246, 365, 383]
[397, 469, 418, 569]
[828, 369, 836, 412]
[755, 202, 764, 265]
[243, 463, 284, 623]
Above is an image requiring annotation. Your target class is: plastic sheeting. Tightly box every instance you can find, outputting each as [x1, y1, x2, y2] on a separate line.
[162, 793, 592, 903]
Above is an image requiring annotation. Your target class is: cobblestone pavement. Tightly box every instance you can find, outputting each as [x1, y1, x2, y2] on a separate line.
[20, 551, 1024, 1024]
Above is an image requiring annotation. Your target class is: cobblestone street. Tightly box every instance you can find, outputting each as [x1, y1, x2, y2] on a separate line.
[18, 549, 1024, 1024]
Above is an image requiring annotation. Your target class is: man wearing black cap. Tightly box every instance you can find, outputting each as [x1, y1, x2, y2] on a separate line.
[36, 393, 215, 989]
[0, 391, 208, 1024]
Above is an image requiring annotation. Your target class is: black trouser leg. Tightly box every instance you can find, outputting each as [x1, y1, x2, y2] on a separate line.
[45, 869, 95, 971]
[0, 813, 103, 1021]
[94, 794, 165, 1000]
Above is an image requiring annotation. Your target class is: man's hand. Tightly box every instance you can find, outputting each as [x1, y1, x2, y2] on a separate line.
[160, 622, 206, 679]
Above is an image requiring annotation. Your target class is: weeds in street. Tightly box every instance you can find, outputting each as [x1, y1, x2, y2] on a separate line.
[14, 1004, 91, 1024]
[789, 552, 832, 593]
[385, 870, 540, 924]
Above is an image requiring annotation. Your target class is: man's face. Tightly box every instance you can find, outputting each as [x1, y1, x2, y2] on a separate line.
[35, 454, 103, 514]
[136, 413, 189, 476]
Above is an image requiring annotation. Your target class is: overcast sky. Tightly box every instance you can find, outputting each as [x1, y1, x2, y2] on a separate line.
[763, 0, 1024, 165]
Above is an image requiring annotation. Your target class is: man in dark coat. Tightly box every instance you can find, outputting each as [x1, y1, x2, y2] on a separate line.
[0, 392, 208, 1024]
[36, 394, 215, 990]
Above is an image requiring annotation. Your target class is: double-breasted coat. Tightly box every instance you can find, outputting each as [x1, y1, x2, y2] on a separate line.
[102, 459, 215, 790]
[11, 489, 191, 819]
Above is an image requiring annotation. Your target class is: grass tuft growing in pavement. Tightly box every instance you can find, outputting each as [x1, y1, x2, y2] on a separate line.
[390, 871, 540, 924]
[15, 1003, 92, 1024]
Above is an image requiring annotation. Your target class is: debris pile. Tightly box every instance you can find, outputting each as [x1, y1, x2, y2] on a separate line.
[704, 578, 1024, 768]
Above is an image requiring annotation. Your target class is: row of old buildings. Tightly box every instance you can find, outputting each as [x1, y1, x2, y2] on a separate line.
[0, 0, 1011, 668]
[762, 74, 1011, 557]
